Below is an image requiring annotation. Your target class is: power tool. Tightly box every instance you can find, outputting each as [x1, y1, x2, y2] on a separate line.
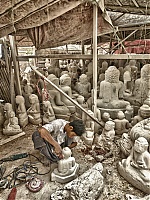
[0, 153, 29, 164]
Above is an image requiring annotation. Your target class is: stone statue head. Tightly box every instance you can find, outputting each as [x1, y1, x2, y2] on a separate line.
[60, 74, 71, 86]
[10, 110, 15, 118]
[47, 74, 59, 87]
[141, 64, 150, 80]
[16, 95, 25, 104]
[105, 66, 120, 83]
[62, 147, 72, 159]
[102, 61, 108, 68]
[79, 74, 88, 84]
[126, 105, 133, 113]
[117, 111, 125, 120]
[4, 103, 13, 111]
[29, 94, 39, 104]
[140, 104, 150, 118]
[134, 137, 148, 153]
[129, 60, 136, 66]
[43, 101, 51, 109]
[104, 121, 115, 131]
[102, 112, 110, 120]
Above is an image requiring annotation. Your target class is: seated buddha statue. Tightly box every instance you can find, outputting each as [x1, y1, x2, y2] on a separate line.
[97, 66, 130, 118]
[75, 74, 91, 101]
[51, 147, 79, 183]
[42, 100, 55, 124]
[16, 95, 28, 128]
[46, 74, 71, 120]
[3, 110, 22, 136]
[59, 74, 76, 114]
[27, 94, 42, 125]
[118, 137, 150, 194]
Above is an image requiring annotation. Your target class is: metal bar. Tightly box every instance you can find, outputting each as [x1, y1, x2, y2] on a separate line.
[30, 66, 103, 127]
[93, 4, 98, 118]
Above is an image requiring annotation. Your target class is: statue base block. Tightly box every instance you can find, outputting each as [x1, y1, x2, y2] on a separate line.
[51, 163, 79, 183]
[118, 162, 150, 194]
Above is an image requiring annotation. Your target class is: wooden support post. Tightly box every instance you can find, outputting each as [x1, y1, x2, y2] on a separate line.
[93, 4, 98, 118]
[9, 35, 22, 95]
[2, 37, 10, 75]
[81, 40, 86, 73]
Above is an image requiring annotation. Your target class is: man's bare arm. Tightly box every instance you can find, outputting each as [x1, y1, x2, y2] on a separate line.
[38, 127, 63, 158]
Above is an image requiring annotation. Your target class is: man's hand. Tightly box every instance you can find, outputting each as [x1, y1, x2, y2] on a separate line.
[54, 144, 63, 159]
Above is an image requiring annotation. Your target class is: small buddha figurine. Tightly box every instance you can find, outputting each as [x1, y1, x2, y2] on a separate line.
[3, 110, 22, 136]
[22, 79, 33, 109]
[101, 60, 108, 73]
[75, 74, 91, 101]
[51, 147, 79, 183]
[114, 111, 130, 135]
[27, 94, 42, 125]
[131, 104, 150, 126]
[94, 121, 115, 151]
[124, 105, 134, 123]
[118, 137, 150, 194]
[42, 101, 55, 124]
[16, 95, 28, 128]
[3, 103, 13, 128]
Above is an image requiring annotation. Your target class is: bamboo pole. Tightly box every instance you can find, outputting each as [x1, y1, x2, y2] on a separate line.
[9, 35, 22, 95]
[92, 4, 98, 118]
[31, 66, 103, 127]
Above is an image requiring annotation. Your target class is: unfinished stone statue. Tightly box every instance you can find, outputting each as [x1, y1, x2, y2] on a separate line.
[0, 100, 4, 137]
[94, 121, 115, 153]
[125, 105, 134, 123]
[82, 110, 94, 147]
[86, 60, 93, 83]
[75, 74, 91, 101]
[46, 74, 71, 120]
[27, 94, 42, 125]
[50, 163, 104, 200]
[59, 74, 76, 114]
[130, 117, 150, 144]
[119, 133, 133, 158]
[133, 64, 150, 104]
[118, 137, 150, 194]
[22, 79, 33, 109]
[131, 104, 150, 126]
[101, 60, 108, 73]
[123, 60, 138, 95]
[114, 111, 130, 135]
[42, 100, 55, 124]
[15, 95, 28, 128]
[3, 103, 13, 128]
[47, 59, 60, 78]
[3, 110, 22, 136]
[51, 147, 79, 183]
[97, 66, 130, 118]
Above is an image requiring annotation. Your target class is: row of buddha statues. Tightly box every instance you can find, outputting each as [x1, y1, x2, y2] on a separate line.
[0, 58, 150, 194]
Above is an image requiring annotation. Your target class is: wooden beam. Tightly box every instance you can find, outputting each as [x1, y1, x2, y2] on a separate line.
[93, 4, 98, 118]
[2, 37, 10, 74]
[0, 132, 25, 146]
[9, 35, 22, 95]
[17, 54, 150, 60]
[105, 4, 150, 14]
[131, 0, 139, 8]
[118, 25, 150, 31]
